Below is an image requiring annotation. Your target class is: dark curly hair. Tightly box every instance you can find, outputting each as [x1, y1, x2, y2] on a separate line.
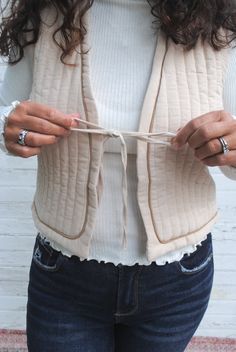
[1, 0, 236, 65]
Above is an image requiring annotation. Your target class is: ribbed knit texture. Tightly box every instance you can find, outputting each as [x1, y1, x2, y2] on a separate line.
[89, 0, 156, 155]
[88, 0, 158, 264]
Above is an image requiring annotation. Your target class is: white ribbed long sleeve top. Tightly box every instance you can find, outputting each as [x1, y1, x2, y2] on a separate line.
[1, 0, 236, 265]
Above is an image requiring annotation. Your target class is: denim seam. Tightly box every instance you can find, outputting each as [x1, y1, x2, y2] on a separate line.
[178, 252, 213, 275]
[33, 257, 58, 272]
[115, 267, 143, 317]
[37, 234, 54, 256]
[33, 247, 65, 272]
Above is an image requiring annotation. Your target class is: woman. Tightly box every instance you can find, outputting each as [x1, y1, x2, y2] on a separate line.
[0, 0, 236, 351]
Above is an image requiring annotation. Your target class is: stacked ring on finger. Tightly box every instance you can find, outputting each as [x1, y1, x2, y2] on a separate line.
[218, 136, 229, 154]
[17, 129, 29, 146]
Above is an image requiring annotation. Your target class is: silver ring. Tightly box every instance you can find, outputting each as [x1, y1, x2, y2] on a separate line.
[17, 129, 29, 146]
[218, 137, 229, 154]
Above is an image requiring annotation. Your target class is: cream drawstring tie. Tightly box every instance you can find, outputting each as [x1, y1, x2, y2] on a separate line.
[71, 117, 176, 248]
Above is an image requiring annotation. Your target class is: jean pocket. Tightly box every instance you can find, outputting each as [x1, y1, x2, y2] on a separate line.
[176, 233, 213, 275]
[32, 233, 66, 272]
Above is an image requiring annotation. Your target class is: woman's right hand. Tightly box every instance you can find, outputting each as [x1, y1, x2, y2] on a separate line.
[3, 101, 79, 158]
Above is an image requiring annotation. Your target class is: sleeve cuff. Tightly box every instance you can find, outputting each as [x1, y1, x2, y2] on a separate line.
[0, 101, 20, 156]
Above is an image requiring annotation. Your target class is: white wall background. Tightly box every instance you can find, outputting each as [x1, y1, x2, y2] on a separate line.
[0, 63, 236, 338]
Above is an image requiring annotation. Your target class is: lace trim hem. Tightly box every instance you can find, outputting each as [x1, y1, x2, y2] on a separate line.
[38, 232, 208, 266]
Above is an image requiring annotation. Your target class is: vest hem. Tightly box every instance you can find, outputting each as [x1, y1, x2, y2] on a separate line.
[146, 212, 218, 262]
[31, 202, 91, 258]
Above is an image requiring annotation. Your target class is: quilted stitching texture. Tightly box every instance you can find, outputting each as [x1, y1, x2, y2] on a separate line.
[30, 9, 229, 261]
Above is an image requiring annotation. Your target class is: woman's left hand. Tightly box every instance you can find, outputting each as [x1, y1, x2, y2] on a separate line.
[171, 110, 236, 167]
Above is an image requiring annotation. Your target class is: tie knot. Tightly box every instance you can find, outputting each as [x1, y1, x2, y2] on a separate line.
[107, 130, 121, 138]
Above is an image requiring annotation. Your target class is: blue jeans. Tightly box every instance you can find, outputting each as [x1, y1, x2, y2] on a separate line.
[27, 233, 214, 352]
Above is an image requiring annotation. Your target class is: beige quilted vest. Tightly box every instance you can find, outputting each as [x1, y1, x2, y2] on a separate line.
[30, 10, 229, 261]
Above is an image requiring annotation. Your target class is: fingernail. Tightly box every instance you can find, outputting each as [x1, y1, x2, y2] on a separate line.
[67, 113, 80, 128]
[171, 142, 181, 150]
[69, 113, 80, 119]
[71, 119, 79, 128]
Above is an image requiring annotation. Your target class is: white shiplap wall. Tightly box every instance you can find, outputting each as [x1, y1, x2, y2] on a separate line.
[0, 63, 236, 338]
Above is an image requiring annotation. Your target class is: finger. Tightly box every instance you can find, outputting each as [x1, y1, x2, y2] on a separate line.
[188, 120, 236, 149]
[172, 111, 231, 149]
[201, 150, 236, 167]
[4, 125, 61, 145]
[18, 101, 79, 129]
[21, 131, 60, 147]
[8, 114, 72, 137]
[195, 134, 236, 161]
[5, 141, 41, 158]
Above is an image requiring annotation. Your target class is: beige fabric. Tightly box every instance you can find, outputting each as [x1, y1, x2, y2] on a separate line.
[30, 9, 229, 261]
[71, 117, 176, 248]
